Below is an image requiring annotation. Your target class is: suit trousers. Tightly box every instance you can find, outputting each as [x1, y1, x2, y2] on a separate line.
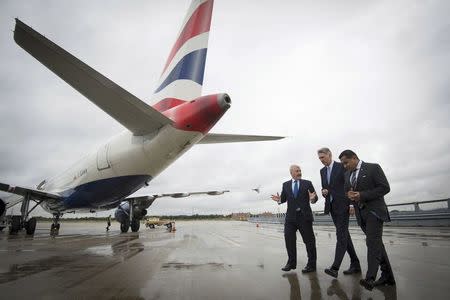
[359, 210, 394, 280]
[330, 210, 359, 269]
[284, 214, 316, 267]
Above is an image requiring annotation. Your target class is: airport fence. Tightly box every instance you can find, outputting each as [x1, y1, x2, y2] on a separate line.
[248, 198, 450, 227]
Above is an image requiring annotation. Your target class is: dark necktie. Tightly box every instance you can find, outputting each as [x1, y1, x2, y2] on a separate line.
[327, 166, 333, 203]
[293, 180, 299, 198]
[327, 166, 331, 184]
[350, 170, 357, 189]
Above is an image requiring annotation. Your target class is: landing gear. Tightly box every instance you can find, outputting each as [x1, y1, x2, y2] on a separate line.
[50, 214, 61, 236]
[25, 217, 37, 235]
[118, 198, 146, 233]
[8, 193, 41, 235]
[9, 216, 21, 235]
[131, 219, 140, 232]
[120, 220, 130, 233]
[121, 218, 140, 233]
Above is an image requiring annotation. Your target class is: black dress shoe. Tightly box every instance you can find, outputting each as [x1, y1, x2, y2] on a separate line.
[374, 276, 396, 286]
[343, 266, 361, 275]
[324, 267, 338, 278]
[281, 264, 296, 271]
[360, 278, 375, 291]
[301, 265, 316, 273]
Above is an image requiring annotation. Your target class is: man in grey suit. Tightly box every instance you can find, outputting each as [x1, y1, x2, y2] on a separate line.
[318, 147, 360, 278]
[271, 165, 318, 273]
[339, 150, 395, 291]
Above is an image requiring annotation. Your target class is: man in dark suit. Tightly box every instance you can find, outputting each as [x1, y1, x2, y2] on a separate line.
[339, 150, 395, 291]
[318, 147, 360, 278]
[271, 164, 318, 273]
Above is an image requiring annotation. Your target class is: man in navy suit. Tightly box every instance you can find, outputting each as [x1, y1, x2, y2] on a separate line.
[339, 150, 395, 291]
[318, 147, 360, 278]
[271, 165, 318, 273]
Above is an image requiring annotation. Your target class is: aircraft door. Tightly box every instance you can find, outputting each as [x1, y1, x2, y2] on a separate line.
[97, 143, 111, 170]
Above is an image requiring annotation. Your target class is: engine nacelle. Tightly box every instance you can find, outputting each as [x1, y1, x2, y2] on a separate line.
[0, 198, 5, 217]
[0, 198, 6, 230]
[114, 201, 148, 224]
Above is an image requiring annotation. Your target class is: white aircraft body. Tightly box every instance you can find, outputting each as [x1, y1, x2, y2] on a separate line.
[0, 0, 283, 235]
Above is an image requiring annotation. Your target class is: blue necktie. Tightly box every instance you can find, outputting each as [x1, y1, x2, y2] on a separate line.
[327, 166, 331, 184]
[293, 180, 299, 198]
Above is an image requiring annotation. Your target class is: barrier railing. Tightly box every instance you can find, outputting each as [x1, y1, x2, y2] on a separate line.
[248, 198, 450, 227]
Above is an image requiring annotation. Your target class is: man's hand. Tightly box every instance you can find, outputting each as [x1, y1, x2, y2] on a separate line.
[347, 191, 360, 202]
[271, 192, 281, 202]
[308, 190, 317, 203]
[349, 206, 355, 216]
[321, 189, 329, 197]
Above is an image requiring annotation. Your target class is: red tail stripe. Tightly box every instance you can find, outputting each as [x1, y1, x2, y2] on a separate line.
[162, 0, 213, 74]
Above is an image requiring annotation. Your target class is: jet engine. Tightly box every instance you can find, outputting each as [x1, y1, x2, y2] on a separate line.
[0, 198, 5, 217]
[114, 196, 155, 233]
[114, 202, 147, 224]
[0, 198, 6, 231]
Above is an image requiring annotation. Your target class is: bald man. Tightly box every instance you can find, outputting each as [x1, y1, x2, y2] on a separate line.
[272, 165, 318, 273]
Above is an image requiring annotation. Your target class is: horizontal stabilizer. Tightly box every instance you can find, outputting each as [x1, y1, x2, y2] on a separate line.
[14, 19, 173, 136]
[198, 133, 285, 144]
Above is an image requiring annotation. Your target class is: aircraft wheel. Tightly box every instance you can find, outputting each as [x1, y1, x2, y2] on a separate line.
[120, 220, 130, 233]
[25, 217, 37, 235]
[9, 216, 22, 235]
[131, 219, 140, 232]
[50, 223, 60, 236]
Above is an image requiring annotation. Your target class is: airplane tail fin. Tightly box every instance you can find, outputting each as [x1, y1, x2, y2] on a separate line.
[150, 0, 214, 109]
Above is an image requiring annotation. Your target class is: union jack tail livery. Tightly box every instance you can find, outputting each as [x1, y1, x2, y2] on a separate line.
[152, 0, 214, 105]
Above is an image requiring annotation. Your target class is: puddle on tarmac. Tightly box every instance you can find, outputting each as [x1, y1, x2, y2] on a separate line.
[84, 245, 114, 256]
[0, 256, 73, 284]
[161, 262, 225, 270]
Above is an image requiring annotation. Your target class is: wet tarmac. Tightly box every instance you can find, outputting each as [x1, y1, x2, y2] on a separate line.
[1, 220, 449, 299]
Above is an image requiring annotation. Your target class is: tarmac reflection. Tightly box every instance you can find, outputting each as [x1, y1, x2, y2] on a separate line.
[327, 278, 361, 300]
[282, 272, 323, 300]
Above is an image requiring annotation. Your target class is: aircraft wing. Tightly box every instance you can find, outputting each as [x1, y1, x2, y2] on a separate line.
[155, 190, 230, 198]
[13, 19, 173, 136]
[0, 182, 61, 206]
[99, 190, 229, 211]
[198, 133, 285, 144]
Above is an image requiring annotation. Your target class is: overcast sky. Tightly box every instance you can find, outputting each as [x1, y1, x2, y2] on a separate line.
[1, 0, 449, 217]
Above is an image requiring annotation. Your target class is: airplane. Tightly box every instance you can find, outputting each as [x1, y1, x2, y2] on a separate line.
[0, 0, 283, 235]
[252, 186, 261, 194]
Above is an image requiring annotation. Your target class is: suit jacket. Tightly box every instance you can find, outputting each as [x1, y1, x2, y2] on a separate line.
[280, 179, 317, 222]
[320, 161, 350, 215]
[344, 161, 391, 224]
